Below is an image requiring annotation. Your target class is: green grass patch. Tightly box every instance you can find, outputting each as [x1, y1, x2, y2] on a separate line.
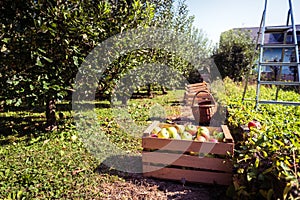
[1, 83, 299, 199]
[0, 90, 184, 199]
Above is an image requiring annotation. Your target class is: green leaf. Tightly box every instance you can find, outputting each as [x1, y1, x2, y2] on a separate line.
[43, 56, 53, 63]
[283, 182, 292, 200]
[51, 22, 57, 28]
[2, 38, 10, 43]
[36, 57, 43, 67]
[255, 157, 260, 168]
[73, 56, 79, 66]
[263, 167, 274, 175]
[38, 48, 46, 54]
[15, 99, 22, 107]
[267, 189, 274, 200]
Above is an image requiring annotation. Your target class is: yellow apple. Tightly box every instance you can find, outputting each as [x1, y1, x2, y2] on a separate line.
[166, 127, 178, 138]
[175, 124, 185, 134]
[157, 128, 170, 139]
[185, 124, 198, 135]
[181, 131, 193, 140]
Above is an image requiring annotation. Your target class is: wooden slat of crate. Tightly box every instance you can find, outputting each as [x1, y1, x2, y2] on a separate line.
[184, 92, 212, 99]
[142, 138, 233, 155]
[142, 122, 234, 185]
[142, 152, 232, 172]
[185, 86, 208, 93]
[221, 125, 234, 143]
[143, 165, 232, 185]
[185, 82, 207, 88]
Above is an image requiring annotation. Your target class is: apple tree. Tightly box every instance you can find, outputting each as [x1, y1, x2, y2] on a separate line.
[0, 0, 156, 130]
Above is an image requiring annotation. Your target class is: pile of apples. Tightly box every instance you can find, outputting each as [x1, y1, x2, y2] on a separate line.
[150, 124, 225, 143]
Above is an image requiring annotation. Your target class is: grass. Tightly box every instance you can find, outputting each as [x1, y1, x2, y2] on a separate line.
[0, 89, 188, 199]
[2, 82, 299, 199]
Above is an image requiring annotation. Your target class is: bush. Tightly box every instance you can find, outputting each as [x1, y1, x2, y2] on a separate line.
[217, 78, 300, 199]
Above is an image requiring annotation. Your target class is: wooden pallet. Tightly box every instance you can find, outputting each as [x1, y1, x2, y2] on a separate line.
[142, 121, 234, 185]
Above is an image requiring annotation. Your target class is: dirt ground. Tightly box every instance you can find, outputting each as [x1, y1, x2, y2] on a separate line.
[99, 172, 229, 200]
[97, 104, 230, 200]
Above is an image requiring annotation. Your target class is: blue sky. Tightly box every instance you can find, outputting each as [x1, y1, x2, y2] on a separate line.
[185, 0, 300, 44]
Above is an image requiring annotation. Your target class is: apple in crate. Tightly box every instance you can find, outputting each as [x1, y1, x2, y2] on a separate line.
[196, 135, 206, 142]
[212, 131, 225, 142]
[209, 138, 218, 143]
[175, 124, 185, 134]
[198, 126, 210, 140]
[167, 127, 181, 139]
[181, 131, 193, 140]
[185, 124, 198, 135]
[157, 128, 170, 139]
[216, 132, 225, 142]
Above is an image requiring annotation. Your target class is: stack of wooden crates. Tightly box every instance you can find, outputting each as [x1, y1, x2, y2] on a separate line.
[142, 82, 234, 185]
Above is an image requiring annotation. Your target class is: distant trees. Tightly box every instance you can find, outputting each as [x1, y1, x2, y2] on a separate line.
[212, 29, 256, 81]
[97, 0, 212, 99]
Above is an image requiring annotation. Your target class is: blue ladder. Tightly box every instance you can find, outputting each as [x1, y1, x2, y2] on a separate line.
[243, 0, 300, 108]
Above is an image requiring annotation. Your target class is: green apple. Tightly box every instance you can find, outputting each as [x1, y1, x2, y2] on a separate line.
[173, 133, 181, 140]
[198, 126, 210, 140]
[185, 124, 198, 135]
[157, 128, 169, 139]
[216, 132, 224, 142]
[181, 131, 193, 140]
[166, 127, 178, 138]
[175, 124, 185, 134]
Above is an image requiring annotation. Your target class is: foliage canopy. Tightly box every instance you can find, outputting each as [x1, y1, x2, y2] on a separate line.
[213, 29, 256, 81]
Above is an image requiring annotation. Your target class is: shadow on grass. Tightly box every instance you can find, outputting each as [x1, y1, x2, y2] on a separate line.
[0, 113, 74, 146]
[94, 155, 230, 200]
[0, 115, 47, 146]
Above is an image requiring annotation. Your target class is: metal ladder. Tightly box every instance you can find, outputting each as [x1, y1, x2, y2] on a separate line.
[242, 0, 300, 108]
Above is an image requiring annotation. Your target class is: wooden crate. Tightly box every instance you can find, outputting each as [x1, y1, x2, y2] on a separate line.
[142, 121, 234, 185]
[185, 82, 207, 89]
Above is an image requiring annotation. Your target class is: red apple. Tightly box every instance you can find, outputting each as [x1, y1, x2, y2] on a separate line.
[209, 138, 218, 143]
[196, 135, 206, 142]
[198, 126, 210, 140]
[248, 120, 261, 129]
[150, 134, 158, 138]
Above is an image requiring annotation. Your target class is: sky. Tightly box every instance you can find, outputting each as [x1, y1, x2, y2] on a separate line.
[185, 0, 300, 44]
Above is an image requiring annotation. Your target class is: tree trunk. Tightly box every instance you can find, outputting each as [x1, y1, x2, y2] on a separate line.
[45, 98, 57, 131]
[147, 84, 153, 98]
[161, 86, 168, 94]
